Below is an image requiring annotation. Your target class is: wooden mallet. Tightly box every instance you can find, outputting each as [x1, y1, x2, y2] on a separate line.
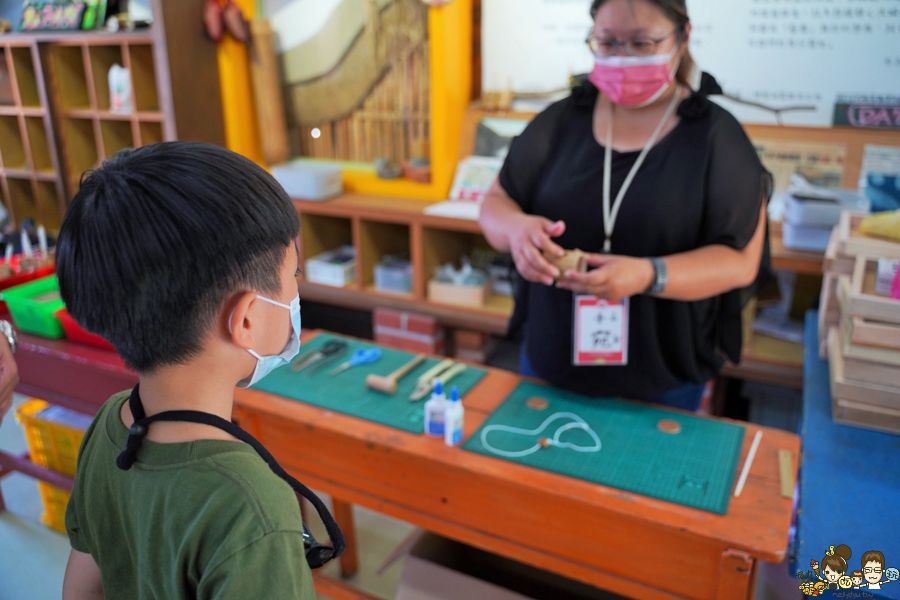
[366, 354, 427, 395]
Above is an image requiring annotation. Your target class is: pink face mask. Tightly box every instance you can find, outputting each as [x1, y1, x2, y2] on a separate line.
[589, 47, 680, 108]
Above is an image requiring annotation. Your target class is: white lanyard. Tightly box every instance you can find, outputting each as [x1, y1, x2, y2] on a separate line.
[602, 85, 682, 253]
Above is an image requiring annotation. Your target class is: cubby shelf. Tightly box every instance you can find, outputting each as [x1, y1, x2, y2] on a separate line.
[0, 5, 228, 232]
[46, 37, 168, 195]
[0, 38, 65, 232]
[295, 193, 514, 335]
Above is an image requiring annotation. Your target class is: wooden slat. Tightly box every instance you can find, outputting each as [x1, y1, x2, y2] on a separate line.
[0, 450, 74, 491]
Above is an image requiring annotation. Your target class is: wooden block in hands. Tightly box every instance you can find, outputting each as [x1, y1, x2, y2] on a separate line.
[542, 249, 587, 279]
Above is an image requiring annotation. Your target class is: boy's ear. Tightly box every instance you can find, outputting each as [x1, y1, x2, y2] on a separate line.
[227, 292, 258, 350]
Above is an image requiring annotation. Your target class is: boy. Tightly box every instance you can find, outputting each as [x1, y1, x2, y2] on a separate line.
[58, 142, 327, 599]
[862, 550, 893, 590]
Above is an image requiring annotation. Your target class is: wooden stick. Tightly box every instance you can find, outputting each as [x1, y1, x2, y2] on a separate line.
[778, 449, 794, 498]
[734, 430, 762, 498]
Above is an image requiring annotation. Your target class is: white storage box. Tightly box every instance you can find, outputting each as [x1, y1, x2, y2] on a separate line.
[782, 220, 833, 252]
[271, 161, 342, 200]
[783, 175, 869, 227]
[305, 245, 356, 287]
[374, 257, 413, 294]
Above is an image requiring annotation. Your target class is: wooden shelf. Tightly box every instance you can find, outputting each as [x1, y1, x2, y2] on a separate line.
[297, 280, 511, 335]
[363, 284, 415, 301]
[65, 108, 165, 122]
[721, 356, 803, 389]
[0, 106, 45, 117]
[2, 168, 35, 179]
[2, 31, 153, 45]
[769, 220, 825, 276]
[294, 193, 514, 336]
[295, 194, 483, 234]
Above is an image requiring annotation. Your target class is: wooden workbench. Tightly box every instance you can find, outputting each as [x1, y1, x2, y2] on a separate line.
[1, 326, 799, 600]
[234, 331, 801, 600]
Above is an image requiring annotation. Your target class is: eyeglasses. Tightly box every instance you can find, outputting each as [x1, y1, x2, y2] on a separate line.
[586, 28, 681, 57]
[864, 567, 883, 574]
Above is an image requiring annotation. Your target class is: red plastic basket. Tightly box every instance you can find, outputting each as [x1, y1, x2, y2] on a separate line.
[0, 264, 55, 312]
[54, 308, 115, 351]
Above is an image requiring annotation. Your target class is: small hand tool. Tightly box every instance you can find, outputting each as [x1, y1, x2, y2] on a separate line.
[291, 339, 347, 372]
[408, 359, 455, 400]
[328, 347, 382, 376]
[366, 354, 426, 394]
[410, 361, 467, 402]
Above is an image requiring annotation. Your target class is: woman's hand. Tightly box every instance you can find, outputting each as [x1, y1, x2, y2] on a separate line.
[507, 215, 567, 286]
[555, 254, 655, 301]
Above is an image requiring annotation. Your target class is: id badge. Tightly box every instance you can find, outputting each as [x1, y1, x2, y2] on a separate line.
[573, 295, 629, 366]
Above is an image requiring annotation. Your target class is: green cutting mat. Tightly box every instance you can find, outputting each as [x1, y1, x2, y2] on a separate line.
[252, 334, 487, 433]
[463, 382, 745, 514]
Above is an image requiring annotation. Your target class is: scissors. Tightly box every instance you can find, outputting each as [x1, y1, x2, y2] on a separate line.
[291, 340, 348, 373]
[328, 347, 382, 376]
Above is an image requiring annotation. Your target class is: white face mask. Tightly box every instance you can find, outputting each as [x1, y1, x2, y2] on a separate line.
[232, 294, 302, 388]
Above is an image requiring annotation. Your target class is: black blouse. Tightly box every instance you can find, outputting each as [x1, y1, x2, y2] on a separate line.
[499, 80, 772, 401]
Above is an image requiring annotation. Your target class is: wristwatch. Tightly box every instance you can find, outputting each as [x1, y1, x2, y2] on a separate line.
[0, 320, 16, 354]
[646, 258, 667, 296]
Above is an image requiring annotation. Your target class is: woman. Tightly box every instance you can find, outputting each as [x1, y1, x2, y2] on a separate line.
[479, 0, 771, 410]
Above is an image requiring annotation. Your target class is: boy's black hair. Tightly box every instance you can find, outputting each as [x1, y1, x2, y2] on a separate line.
[56, 142, 300, 372]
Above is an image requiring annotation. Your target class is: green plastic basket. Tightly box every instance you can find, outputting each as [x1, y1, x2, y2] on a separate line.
[1, 275, 65, 338]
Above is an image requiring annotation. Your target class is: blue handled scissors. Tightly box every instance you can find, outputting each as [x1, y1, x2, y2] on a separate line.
[328, 347, 382, 377]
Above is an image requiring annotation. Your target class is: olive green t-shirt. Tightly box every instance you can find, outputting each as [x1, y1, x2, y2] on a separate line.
[65, 391, 315, 600]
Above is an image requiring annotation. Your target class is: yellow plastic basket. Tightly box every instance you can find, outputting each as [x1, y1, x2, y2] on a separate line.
[15, 400, 92, 533]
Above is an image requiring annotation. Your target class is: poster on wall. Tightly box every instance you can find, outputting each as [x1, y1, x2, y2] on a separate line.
[688, 0, 900, 127]
[481, 0, 900, 127]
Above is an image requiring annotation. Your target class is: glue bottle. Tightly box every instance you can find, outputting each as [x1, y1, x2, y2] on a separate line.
[444, 386, 464, 447]
[424, 381, 447, 437]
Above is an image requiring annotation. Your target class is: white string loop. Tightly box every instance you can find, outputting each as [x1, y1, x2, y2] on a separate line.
[480, 412, 602, 458]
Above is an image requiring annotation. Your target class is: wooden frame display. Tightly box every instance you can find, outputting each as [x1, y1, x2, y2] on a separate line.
[828, 327, 900, 436]
[338, 0, 473, 200]
[847, 317, 900, 351]
[837, 212, 900, 261]
[828, 328, 900, 410]
[823, 227, 855, 276]
[836, 289, 900, 367]
[841, 256, 900, 324]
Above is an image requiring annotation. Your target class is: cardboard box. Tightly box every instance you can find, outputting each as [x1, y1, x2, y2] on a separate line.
[374, 308, 444, 355]
[427, 280, 489, 307]
[394, 532, 611, 600]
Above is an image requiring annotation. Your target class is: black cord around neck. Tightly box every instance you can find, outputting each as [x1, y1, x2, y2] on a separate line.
[116, 384, 345, 566]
